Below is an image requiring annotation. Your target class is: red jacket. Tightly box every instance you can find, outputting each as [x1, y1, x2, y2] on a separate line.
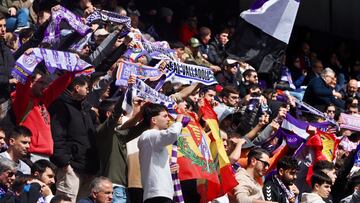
[12, 73, 74, 156]
[179, 23, 198, 45]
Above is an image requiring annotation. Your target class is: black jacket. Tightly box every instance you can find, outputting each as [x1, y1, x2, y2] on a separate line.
[0, 40, 14, 103]
[263, 175, 290, 203]
[208, 39, 227, 66]
[49, 93, 99, 174]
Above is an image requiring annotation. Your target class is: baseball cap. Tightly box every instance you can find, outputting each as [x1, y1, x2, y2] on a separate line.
[223, 58, 239, 66]
[188, 38, 201, 48]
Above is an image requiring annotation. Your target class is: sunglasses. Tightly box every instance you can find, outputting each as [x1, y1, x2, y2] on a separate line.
[256, 158, 270, 168]
[7, 171, 15, 177]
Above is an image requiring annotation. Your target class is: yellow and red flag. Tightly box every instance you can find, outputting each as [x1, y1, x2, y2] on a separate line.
[198, 100, 239, 201]
[305, 130, 340, 185]
[176, 111, 220, 186]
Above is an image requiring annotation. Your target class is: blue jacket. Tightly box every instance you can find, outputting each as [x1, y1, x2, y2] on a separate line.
[303, 77, 344, 109]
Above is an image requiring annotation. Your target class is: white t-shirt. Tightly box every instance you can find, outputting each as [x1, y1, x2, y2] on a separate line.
[138, 122, 182, 201]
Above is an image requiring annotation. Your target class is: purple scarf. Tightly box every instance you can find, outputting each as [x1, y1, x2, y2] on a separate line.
[43, 6, 91, 45]
[12, 48, 94, 84]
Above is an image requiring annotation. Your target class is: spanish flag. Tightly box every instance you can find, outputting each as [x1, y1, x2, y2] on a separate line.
[305, 129, 340, 185]
[198, 100, 239, 201]
[176, 111, 220, 186]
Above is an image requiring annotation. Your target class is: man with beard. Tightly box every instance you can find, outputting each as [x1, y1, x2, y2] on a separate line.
[232, 148, 276, 203]
[263, 156, 300, 203]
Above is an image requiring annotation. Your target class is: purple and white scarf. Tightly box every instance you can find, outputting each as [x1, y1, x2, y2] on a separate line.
[142, 39, 176, 60]
[127, 29, 176, 60]
[274, 175, 295, 203]
[121, 78, 177, 117]
[86, 9, 131, 35]
[164, 60, 218, 86]
[42, 6, 91, 45]
[12, 48, 94, 84]
[115, 61, 163, 87]
[171, 142, 185, 203]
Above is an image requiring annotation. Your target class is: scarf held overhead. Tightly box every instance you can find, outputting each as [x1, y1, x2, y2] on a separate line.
[43, 6, 91, 45]
[12, 48, 94, 84]
[115, 61, 163, 87]
[164, 60, 218, 86]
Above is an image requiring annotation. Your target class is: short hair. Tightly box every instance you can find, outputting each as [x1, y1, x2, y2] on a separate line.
[199, 85, 216, 96]
[50, 194, 72, 203]
[31, 159, 56, 175]
[0, 13, 5, 20]
[313, 160, 335, 172]
[199, 27, 211, 38]
[218, 28, 230, 35]
[276, 156, 299, 172]
[324, 103, 336, 111]
[311, 171, 332, 188]
[12, 174, 36, 194]
[220, 86, 239, 98]
[67, 75, 88, 91]
[142, 103, 168, 128]
[347, 170, 360, 191]
[320, 68, 335, 78]
[98, 98, 118, 123]
[247, 147, 270, 166]
[243, 69, 257, 80]
[8, 126, 32, 141]
[246, 83, 261, 94]
[0, 157, 17, 173]
[90, 176, 112, 193]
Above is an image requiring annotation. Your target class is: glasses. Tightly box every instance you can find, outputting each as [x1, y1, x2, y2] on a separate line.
[326, 110, 335, 113]
[255, 158, 270, 168]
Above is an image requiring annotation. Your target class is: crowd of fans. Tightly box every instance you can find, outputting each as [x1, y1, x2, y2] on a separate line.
[0, 0, 359, 203]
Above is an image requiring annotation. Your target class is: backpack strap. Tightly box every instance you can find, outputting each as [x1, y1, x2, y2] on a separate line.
[19, 99, 33, 125]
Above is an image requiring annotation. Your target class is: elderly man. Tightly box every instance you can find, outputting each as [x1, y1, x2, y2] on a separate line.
[303, 68, 344, 110]
[78, 177, 113, 203]
[0, 157, 17, 198]
[340, 79, 359, 100]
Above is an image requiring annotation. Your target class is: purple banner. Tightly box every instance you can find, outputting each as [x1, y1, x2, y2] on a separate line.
[340, 113, 360, 132]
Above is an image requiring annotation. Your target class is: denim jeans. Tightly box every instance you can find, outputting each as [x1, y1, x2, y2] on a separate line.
[113, 186, 128, 203]
[6, 8, 29, 31]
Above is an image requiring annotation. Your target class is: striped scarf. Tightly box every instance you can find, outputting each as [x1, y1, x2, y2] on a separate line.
[86, 9, 131, 36]
[43, 6, 90, 45]
[274, 175, 295, 203]
[171, 142, 185, 203]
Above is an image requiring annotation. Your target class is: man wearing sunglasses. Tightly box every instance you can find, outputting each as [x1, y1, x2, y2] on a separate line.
[0, 157, 17, 198]
[233, 148, 276, 203]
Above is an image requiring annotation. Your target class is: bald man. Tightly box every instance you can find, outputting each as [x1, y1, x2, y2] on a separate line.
[340, 79, 359, 100]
